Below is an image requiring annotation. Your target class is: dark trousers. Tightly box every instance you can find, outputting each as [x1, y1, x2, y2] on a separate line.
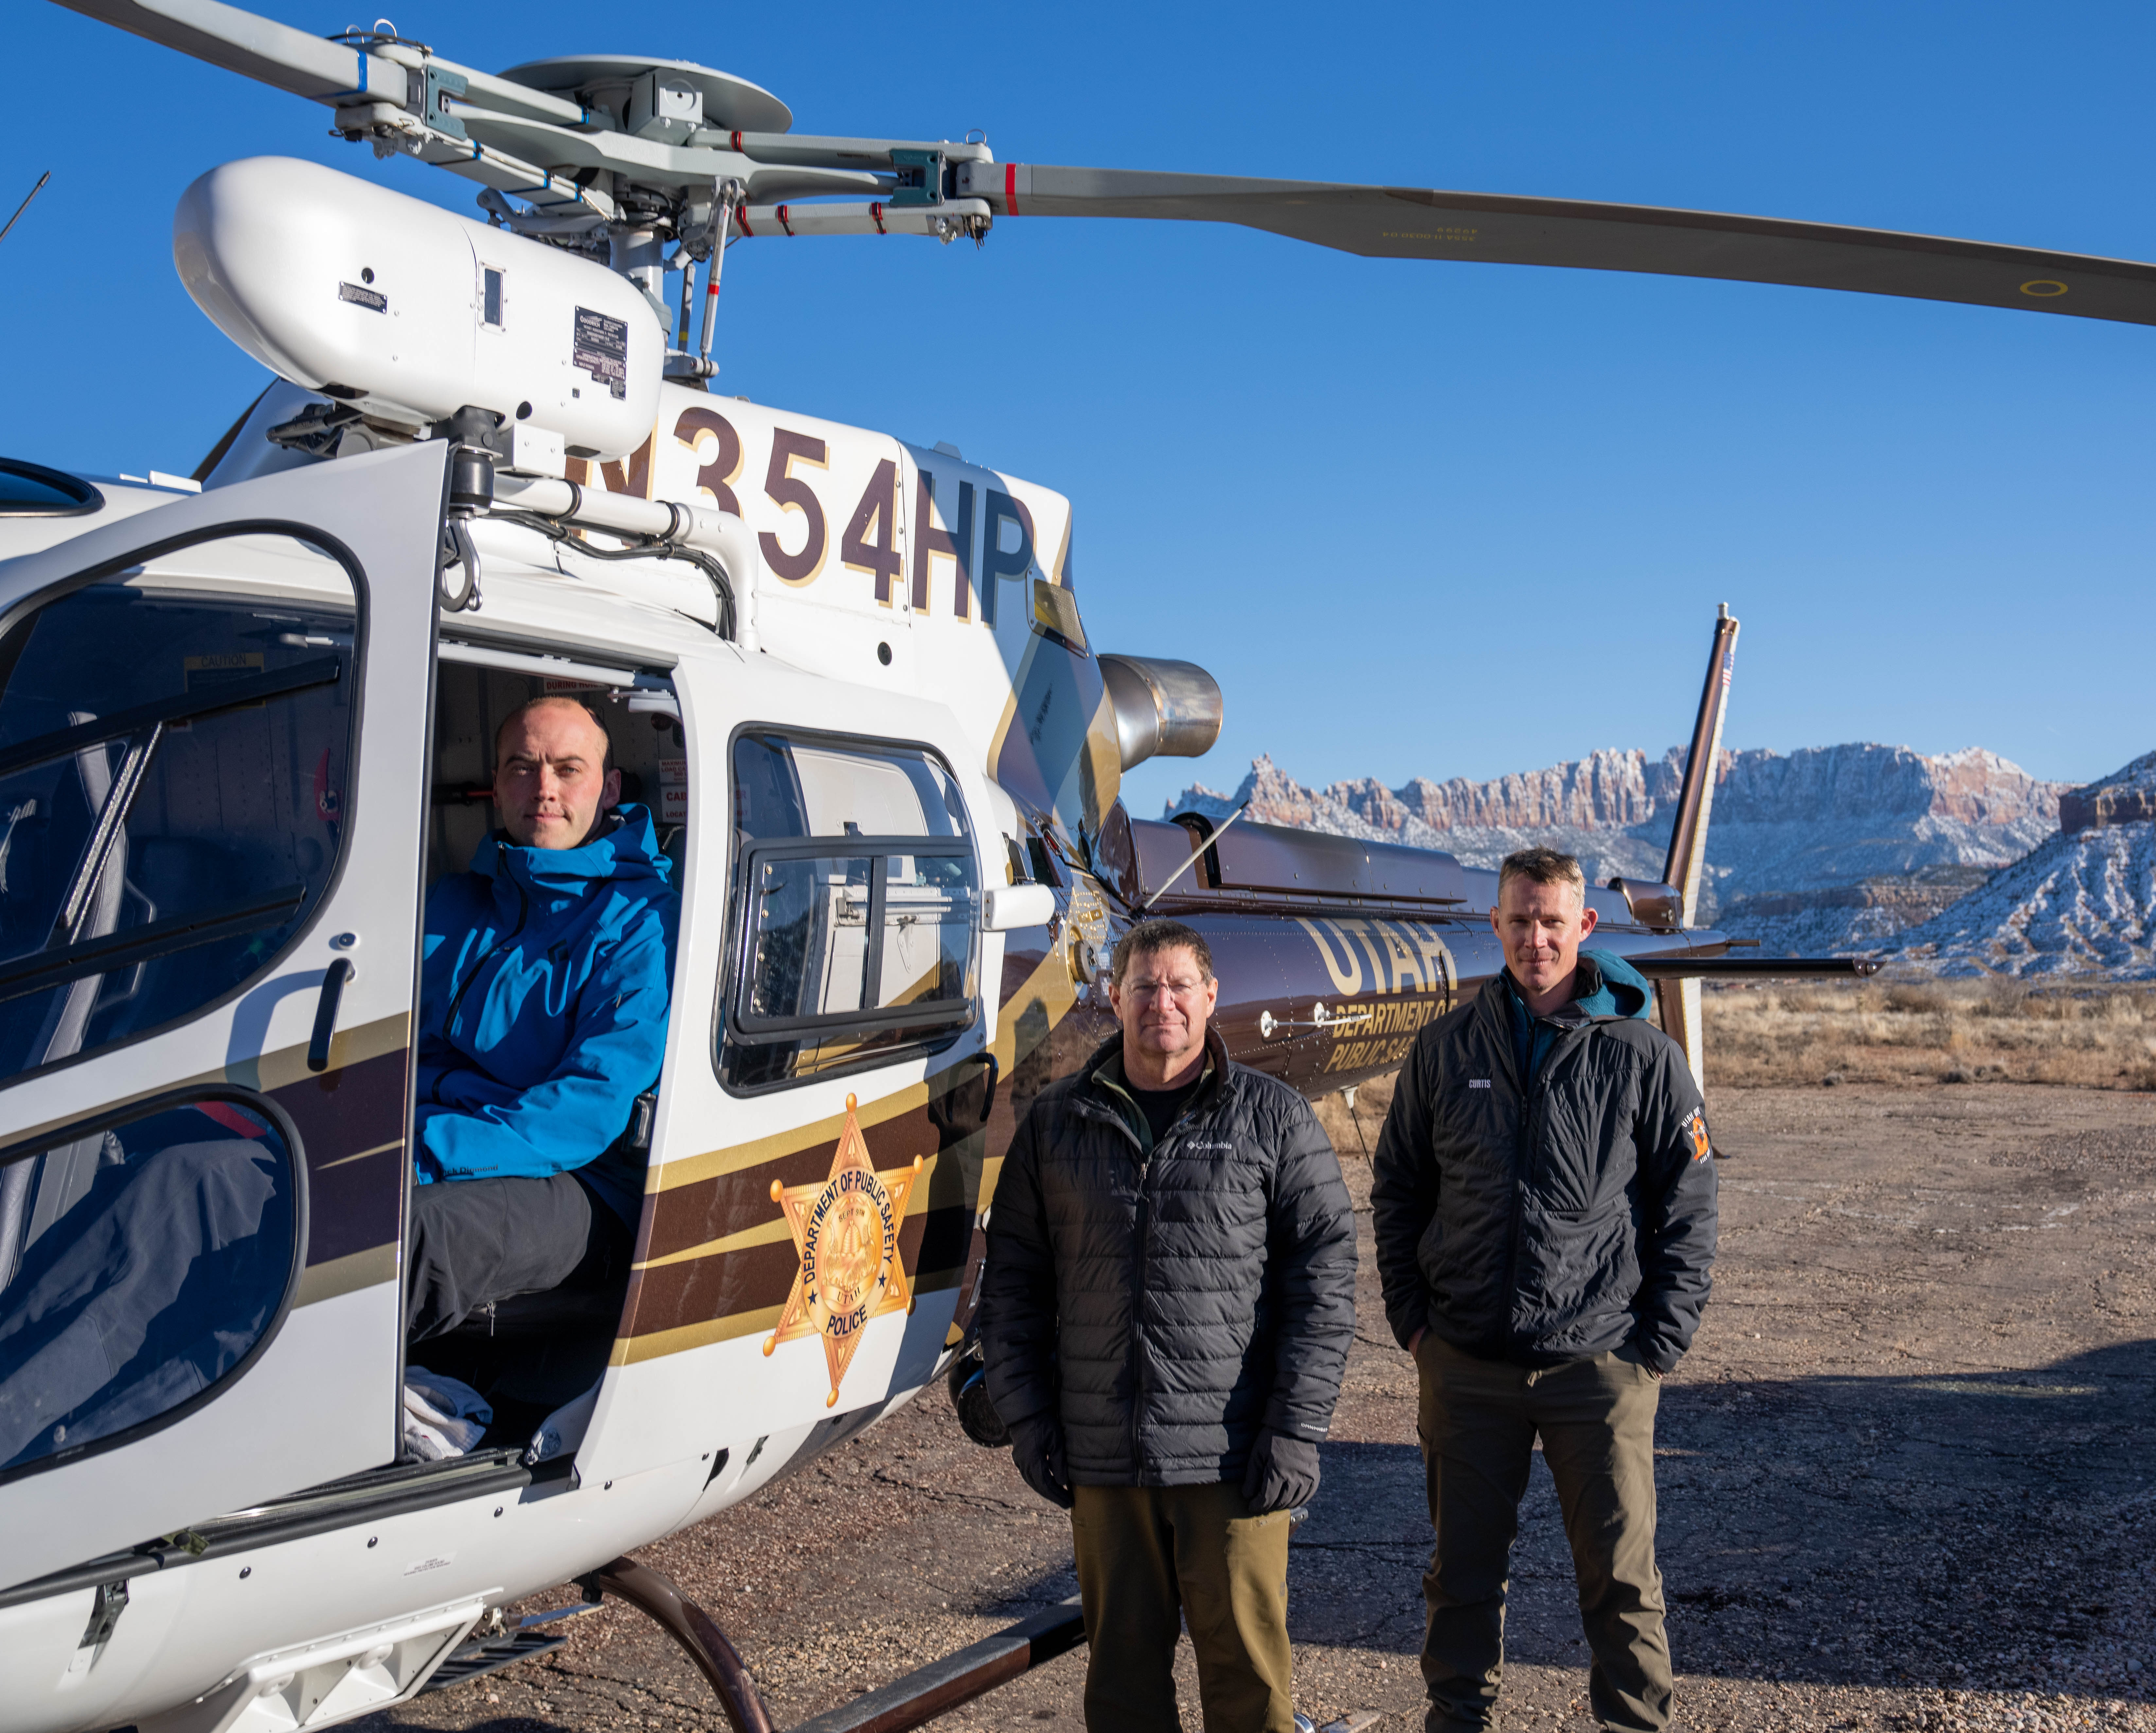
[1070, 1482, 1296, 1733]
[1415, 1334, 1672, 1732]
[405, 1172, 626, 1342]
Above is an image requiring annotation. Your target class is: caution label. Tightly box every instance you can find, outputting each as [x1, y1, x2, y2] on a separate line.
[573, 306, 628, 401]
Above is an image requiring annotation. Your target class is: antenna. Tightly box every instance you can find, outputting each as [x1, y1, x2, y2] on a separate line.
[0, 171, 50, 248]
[1144, 803, 1252, 910]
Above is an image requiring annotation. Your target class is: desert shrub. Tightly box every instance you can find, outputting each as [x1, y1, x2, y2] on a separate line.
[1699, 974, 2153, 1090]
[1885, 983, 1952, 1016]
[1975, 979, 2030, 1018]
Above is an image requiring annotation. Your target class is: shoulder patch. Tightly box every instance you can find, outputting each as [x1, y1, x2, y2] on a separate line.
[1687, 1108, 1713, 1162]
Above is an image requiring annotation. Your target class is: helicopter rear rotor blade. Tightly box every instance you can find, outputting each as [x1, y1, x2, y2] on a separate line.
[969, 163, 2156, 328]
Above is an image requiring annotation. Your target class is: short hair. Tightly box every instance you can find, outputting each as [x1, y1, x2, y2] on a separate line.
[1498, 846, 1586, 905]
[494, 694, 615, 776]
[1111, 918, 1216, 985]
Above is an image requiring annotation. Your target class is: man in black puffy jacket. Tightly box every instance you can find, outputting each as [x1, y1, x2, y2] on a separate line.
[1371, 848, 1718, 1733]
[981, 917, 1356, 1733]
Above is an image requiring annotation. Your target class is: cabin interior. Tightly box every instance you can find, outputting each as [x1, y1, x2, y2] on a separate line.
[412, 651, 688, 1443]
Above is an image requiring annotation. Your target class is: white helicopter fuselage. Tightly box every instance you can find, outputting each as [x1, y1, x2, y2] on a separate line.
[0, 352, 1115, 1730]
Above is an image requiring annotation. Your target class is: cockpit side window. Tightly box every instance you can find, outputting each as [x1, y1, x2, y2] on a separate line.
[0, 544, 355, 1086]
[718, 730, 979, 1093]
[0, 1093, 299, 1480]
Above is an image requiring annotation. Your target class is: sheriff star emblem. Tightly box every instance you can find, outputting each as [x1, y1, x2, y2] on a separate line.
[763, 1092, 924, 1407]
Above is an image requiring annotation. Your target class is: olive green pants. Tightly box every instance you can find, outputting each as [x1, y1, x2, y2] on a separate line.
[1070, 1482, 1296, 1733]
[1414, 1335, 1673, 1732]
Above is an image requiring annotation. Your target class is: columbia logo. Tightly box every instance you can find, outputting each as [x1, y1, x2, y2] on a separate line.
[1187, 1142, 1234, 1152]
[1468, 1080, 1492, 1090]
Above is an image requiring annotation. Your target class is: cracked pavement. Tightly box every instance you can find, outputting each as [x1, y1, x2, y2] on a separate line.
[367, 1082, 2156, 1732]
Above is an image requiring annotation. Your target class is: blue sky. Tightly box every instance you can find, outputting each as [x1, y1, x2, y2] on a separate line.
[5, 2, 2149, 815]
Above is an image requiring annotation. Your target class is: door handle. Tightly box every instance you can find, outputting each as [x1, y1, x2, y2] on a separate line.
[977, 1051, 999, 1125]
[307, 958, 354, 1073]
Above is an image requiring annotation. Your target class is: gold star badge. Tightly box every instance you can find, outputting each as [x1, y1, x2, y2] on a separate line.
[764, 1093, 924, 1407]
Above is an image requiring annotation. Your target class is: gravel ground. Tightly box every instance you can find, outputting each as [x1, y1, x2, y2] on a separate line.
[368, 1081, 2156, 1732]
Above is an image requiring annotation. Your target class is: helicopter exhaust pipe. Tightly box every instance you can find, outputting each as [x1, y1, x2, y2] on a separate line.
[1097, 654, 1223, 771]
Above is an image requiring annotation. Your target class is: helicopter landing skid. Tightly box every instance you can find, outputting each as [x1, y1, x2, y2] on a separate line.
[522, 1555, 1088, 1733]
[786, 1595, 1086, 1733]
[587, 1556, 780, 1733]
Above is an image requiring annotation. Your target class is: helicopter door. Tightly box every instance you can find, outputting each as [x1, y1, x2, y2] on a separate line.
[573, 665, 1001, 1492]
[0, 442, 447, 1592]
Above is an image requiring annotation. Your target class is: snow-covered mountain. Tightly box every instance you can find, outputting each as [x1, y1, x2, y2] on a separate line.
[1895, 824, 2156, 979]
[2060, 748, 2156, 832]
[1167, 744, 2067, 951]
[1898, 751, 2156, 978]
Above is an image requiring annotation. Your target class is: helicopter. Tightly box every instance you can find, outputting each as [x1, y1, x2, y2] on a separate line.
[2, 4, 2149, 1732]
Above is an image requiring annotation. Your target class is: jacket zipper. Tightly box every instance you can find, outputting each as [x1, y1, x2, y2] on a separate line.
[1131, 1148, 1151, 1478]
[1495, 1003, 1592, 1355]
[1127, 1091, 1216, 1477]
[1499, 1076, 1536, 1353]
[436, 880, 530, 1085]
[1489, 985, 1531, 1352]
[1076, 1065, 1218, 1482]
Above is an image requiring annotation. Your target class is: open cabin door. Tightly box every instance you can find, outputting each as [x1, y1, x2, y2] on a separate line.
[574, 655, 1007, 1494]
[0, 443, 446, 1591]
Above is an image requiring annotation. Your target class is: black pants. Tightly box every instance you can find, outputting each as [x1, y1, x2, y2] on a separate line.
[405, 1172, 628, 1342]
[1415, 1336, 1672, 1732]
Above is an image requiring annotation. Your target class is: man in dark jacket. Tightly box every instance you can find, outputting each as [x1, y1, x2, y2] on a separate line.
[980, 917, 1356, 1733]
[1371, 848, 1717, 1733]
[406, 695, 676, 1341]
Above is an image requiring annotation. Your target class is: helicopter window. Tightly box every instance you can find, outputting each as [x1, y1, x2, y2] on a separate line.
[481, 268, 505, 329]
[719, 731, 978, 1092]
[0, 459, 103, 519]
[0, 541, 355, 1084]
[0, 1093, 298, 1479]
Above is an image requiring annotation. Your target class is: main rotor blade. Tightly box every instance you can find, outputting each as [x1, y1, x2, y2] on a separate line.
[52, 0, 402, 106]
[983, 165, 2156, 327]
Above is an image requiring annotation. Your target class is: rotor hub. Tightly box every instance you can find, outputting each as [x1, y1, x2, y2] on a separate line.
[495, 56, 792, 137]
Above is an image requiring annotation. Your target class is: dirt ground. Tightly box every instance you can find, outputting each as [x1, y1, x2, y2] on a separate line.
[370, 1079, 2156, 1733]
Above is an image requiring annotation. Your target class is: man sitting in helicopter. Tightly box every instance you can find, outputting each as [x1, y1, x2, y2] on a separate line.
[404, 695, 677, 1344]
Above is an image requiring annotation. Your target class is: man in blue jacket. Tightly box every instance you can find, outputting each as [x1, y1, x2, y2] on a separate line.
[405, 695, 676, 1341]
[1370, 848, 1717, 1733]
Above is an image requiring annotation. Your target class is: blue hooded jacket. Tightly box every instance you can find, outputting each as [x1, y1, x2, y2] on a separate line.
[414, 802, 677, 1225]
[1501, 947, 1654, 1083]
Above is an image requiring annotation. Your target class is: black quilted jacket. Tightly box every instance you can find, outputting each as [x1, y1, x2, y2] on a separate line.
[1369, 957, 1719, 1375]
[979, 1029, 1356, 1486]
